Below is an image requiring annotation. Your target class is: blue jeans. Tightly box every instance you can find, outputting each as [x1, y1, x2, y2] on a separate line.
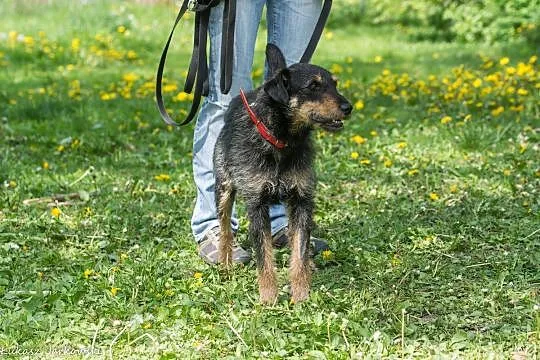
[191, 0, 322, 242]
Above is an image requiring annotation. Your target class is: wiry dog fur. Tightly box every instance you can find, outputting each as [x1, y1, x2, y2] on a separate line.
[213, 44, 352, 304]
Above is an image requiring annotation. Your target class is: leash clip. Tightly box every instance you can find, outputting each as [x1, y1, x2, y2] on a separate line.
[187, 0, 198, 12]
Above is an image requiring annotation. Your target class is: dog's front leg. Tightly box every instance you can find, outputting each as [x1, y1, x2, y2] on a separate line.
[247, 201, 277, 304]
[287, 194, 314, 303]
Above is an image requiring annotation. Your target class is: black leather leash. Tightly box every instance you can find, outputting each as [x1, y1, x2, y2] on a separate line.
[156, 0, 333, 127]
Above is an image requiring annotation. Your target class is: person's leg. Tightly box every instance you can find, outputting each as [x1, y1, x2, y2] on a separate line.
[265, 0, 322, 237]
[191, 0, 266, 244]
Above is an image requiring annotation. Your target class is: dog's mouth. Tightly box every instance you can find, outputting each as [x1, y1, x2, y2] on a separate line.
[312, 116, 345, 132]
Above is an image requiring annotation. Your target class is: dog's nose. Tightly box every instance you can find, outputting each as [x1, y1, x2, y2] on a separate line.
[340, 102, 352, 115]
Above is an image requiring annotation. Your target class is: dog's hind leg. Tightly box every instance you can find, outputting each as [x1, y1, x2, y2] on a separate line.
[216, 175, 236, 268]
[247, 201, 277, 304]
[287, 194, 314, 303]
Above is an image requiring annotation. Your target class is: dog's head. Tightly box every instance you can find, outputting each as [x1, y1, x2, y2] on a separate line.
[263, 44, 352, 132]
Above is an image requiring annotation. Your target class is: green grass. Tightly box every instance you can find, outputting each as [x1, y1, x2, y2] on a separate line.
[1, 0, 539, 358]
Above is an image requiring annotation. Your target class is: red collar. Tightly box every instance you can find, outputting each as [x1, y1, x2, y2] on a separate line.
[239, 89, 287, 149]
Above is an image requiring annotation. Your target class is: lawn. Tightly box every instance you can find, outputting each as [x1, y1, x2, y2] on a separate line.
[1, 0, 539, 358]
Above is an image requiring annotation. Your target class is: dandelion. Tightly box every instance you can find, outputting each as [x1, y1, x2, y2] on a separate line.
[384, 159, 393, 167]
[350, 151, 359, 160]
[321, 249, 333, 260]
[110, 287, 120, 296]
[142, 322, 152, 329]
[83, 269, 94, 279]
[529, 55, 538, 64]
[330, 63, 343, 74]
[71, 38, 80, 52]
[374, 55, 383, 63]
[429, 192, 440, 201]
[499, 57, 510, 65]
[440, 116, 452, 124]
[407, 169, 419, 176]
[324, 31, 334, 40]
[517, 88, 529, 96]
[503, 169, 511, 176]
[472, 78, 482, 88]
[370, 130, 378, 137]
[51, 207, 61, 218]
[360, 159, 371, 165]
[491, 106, 504, 117]
[351, 135, 366, 144]
[42, 161, 49, 170]
[163, 84, 178, 93]
[154, 174, 171, 181]
[122, 73, 139, 82]
[194, 272, 203, 279]
[354, 100, 364, 110]
[117, 25, 126, 34]
[397, 142, 407, 149]
[127, 50, 138, 60]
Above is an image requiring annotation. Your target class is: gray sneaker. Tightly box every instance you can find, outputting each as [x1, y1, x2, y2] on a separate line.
[272, 227, 330, 256]
[198, 227, 252, 265]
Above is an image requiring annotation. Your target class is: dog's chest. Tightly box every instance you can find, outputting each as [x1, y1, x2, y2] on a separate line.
[235, 153, 314, 201]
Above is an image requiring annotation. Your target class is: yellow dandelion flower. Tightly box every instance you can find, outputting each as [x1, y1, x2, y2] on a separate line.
[163, 84, 178, 93]
[51, 207, 61, 218]
[354, 100, 364, 110]
[154, 174, 171, 181]
[42, 161, 49, 170]
[491, 106, 504, 117]
[360, 159, 371, 165]
[110, 287, 120, 296]
[472, 79, 482, 88]
[529, 55, 538, 64]
[194, 272, 203, 279]
[83, 269, 93, 278]
[499, 57, 510, 65]
[374, 55, 383, 63]
[321, 249, 333, 260]
[517, 88, 529, 96]
[370, 130, 378, 137]
[330, 63, 343, 74]
[429, 192, 439, 201]
[117, 25, 126, 34]
[324, 31, 334, 40]
[142, 322, 152, 329]
[407, 169, 419, 176]
[127, 50, 138, 60]
[506, 67, 516, 75]
[350, 151, 359, 160]
[503, 169, 511, 176]
[384, 159, 393, 167]
[397, 142, 407, 149]
[440, 116, 452, 124]
[122, 73, 139, 82]
[351, 135, 366, 144]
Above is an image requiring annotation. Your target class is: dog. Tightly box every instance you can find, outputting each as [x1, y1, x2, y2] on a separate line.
[213, 44, 352, 304]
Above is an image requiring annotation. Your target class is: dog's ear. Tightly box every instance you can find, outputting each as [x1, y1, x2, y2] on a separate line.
[266, 43, 287, 76]
[264, 69, 290, 105]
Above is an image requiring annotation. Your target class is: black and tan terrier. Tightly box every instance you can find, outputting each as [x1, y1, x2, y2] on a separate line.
[213, 44, 352, 304]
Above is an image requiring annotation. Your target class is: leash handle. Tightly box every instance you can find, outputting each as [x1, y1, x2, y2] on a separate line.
[155, 0, 190, 127]
[300, 0, 333, 63]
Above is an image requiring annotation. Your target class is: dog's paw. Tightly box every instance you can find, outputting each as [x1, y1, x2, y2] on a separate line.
[291, 287, 310, 304]
[259, 286, 278, 305]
